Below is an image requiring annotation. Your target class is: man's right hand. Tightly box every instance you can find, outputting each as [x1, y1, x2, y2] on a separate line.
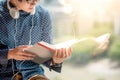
[8, 45, 36, 60]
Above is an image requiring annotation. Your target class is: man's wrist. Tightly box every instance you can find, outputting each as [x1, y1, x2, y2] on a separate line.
[8, 49, 13, 60]
[50, 59, 61, 66]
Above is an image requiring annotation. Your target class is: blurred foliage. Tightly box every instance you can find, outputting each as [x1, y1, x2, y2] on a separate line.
[91, 22, 120, 63]
[90, 22, 114, 37]
[54, 21, 120, 66]
[63, 22, 120, 66]
[108, 36, 120, 62]
[67, 39, 98, 66]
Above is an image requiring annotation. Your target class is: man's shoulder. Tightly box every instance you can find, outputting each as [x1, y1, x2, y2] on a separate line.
[0, 0, 6, 12]
[36, 5, 49, 14]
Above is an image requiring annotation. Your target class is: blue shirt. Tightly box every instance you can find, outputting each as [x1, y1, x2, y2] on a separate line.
[0, 0, 62, 80]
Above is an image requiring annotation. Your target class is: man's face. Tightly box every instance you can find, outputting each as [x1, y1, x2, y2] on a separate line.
[13, 0, 39, 12]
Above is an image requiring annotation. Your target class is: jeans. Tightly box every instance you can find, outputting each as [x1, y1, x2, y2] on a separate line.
[16, 60, 44, 80]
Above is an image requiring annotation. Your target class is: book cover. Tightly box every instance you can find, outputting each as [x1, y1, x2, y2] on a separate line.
[25, 41, 55, 64]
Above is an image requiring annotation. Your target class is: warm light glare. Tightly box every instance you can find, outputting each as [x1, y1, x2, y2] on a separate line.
[54, 38, 88, 49]
[63, 4, 73, 14]
[67, 0, 113, 16]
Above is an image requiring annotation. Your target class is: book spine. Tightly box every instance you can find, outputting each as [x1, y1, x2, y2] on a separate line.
[37, 43, 55, 53]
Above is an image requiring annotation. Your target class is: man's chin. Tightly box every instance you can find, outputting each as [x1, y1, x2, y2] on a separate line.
[25, 10, 33, 13]
[24, 9, 34, 13]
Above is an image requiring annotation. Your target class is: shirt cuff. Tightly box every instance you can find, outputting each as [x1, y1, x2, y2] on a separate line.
[49, 59, 62, 73]
[49, 63, 62, 73]
[43, 59, 62, 73]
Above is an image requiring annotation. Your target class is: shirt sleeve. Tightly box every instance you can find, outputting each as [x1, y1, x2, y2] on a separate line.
[0, 43, 9, 72]
[40, 10, 53, 43]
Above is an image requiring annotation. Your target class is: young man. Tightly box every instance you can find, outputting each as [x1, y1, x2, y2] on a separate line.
[0, 0, 71, 80]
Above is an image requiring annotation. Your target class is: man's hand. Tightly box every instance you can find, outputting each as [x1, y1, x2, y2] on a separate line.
[8, 45, 36, 60]
[52, 47, 72, 64]
[94, 33, 111, 50]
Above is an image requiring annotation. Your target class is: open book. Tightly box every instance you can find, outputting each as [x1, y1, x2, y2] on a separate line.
[24, 33, 110, 64]
[25, 39, 83, 64]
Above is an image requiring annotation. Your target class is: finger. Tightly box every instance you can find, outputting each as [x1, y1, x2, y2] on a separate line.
[18, 45, 29, 48]
[17, 50, 35, 57]
[62, 48, 67, 58]
[19, 57, 34, 60]
[68, 47, 72, 56]
[20, 52, 36, 58]
[56, 49, 61, 58]
[54, 49, 58, 57]
[59, 48, 63, 58]
[63, 48, 71, 59]
[62, 48, 68, 58]
[18, 45, 32, 51]
[14, 55, 34, 60]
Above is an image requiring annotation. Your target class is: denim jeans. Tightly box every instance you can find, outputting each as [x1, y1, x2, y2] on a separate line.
[16, 60, 44, 80]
